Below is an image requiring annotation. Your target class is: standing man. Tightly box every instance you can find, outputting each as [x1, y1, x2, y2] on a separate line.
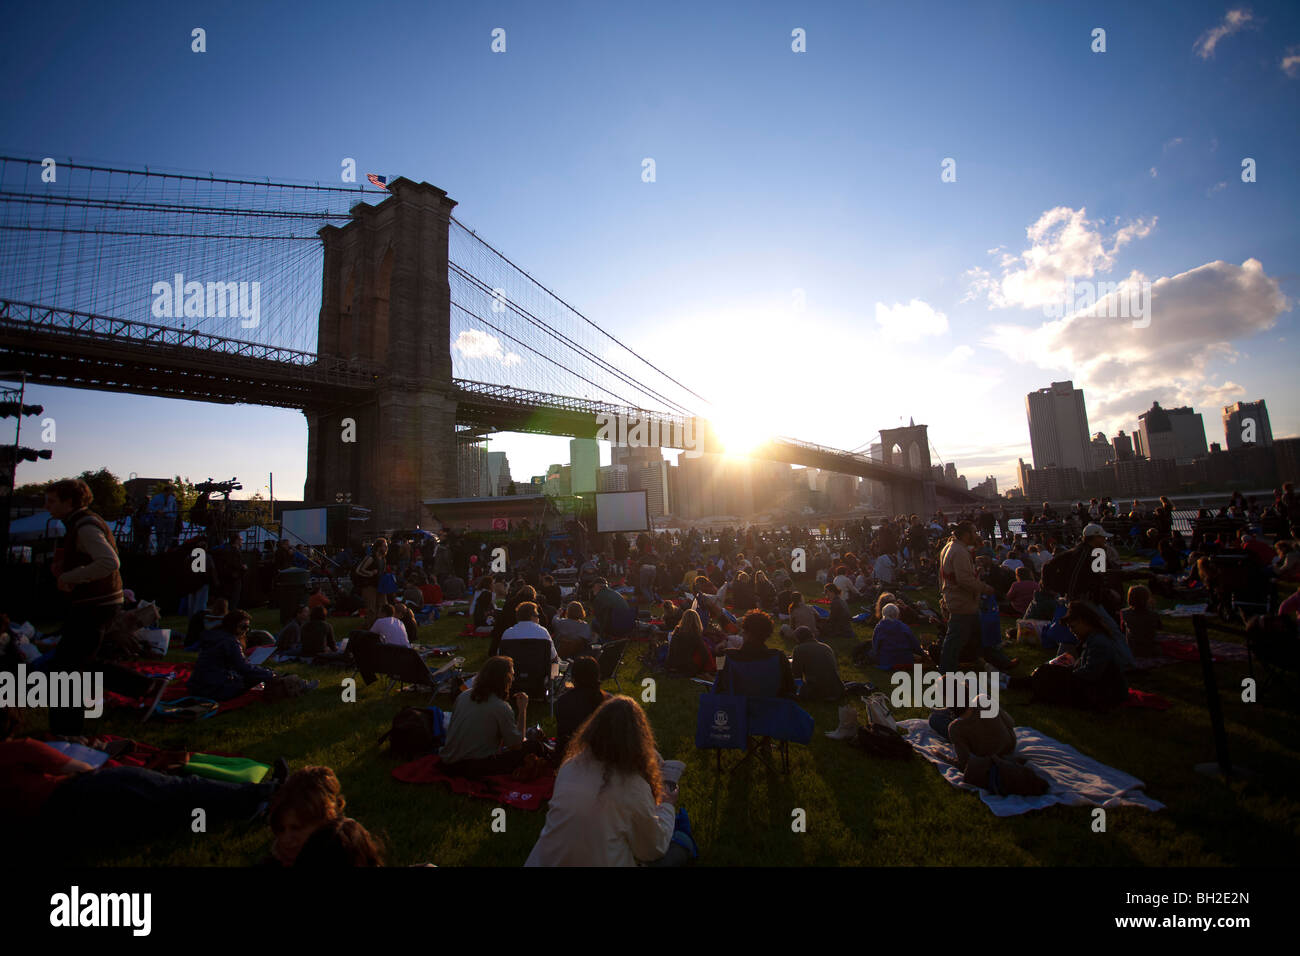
[938, 521, 997, 673]
[353, 538, 387, 616]
[45, 479, 160, 733]
[148, 483, 180, 553]
[215, 531, 247, 611]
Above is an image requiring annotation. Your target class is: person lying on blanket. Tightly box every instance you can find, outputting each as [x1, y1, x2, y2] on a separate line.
[189, 609, 276, 701]
[525, 696, 692, 867]
[0, 707, 287, 852]
[438, 656, 531, 778]
[263, 766, 347, 866]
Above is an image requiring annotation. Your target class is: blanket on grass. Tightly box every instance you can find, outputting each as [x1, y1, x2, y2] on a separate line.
[391, 754, 555, 810]
[1130, 633, 1250, 670]
[103, 661, 264, 717]
[897, 719, 1165, 817]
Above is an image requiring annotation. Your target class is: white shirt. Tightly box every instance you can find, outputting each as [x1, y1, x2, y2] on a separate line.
[371, 616, 410, 647]
[524, 752, 675, 867]
[873, 554, 896, 583]
[1002, 558, 1025, 573]
[500, 620, 559, 662]
[833, 574, 857, 598]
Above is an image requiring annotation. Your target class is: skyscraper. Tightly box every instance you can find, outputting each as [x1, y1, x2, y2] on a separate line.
[1090, 432, 1113, 468]
[1137, 402, 1207, 464]
[1112, 430, 1134, 461]
[1223, 400, 1273, 450]
[569, 438, 599, 494]
[1026, 381, 1092, 473]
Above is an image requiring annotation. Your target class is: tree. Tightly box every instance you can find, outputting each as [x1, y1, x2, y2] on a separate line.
[243, 493, 273, 528]
[78, 468, 125, 518]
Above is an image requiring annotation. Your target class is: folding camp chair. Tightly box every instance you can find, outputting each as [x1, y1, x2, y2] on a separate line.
[347, 631, 385, 685]
[699, 656, 814, 774]
[373, 645, 446, 704]
[596, 639, 629, 694]
[502, 638, 566, 716]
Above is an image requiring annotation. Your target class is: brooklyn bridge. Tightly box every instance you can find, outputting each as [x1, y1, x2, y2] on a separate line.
[0, 156, 978, 527]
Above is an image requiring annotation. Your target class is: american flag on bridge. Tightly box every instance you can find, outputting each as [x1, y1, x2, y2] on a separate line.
[366, 173, 388, 189]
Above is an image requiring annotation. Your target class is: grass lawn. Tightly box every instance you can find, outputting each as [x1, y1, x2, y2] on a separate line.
[25, 574, 1300, 867]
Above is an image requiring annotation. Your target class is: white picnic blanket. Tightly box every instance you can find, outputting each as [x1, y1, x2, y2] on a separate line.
[898, 719, 1165, 817]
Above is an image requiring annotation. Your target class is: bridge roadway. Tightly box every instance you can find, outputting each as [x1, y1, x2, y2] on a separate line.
[0, 299, 980, 502]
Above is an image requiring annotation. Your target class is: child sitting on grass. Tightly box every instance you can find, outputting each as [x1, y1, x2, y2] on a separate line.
[1120, 585, 1161, 658]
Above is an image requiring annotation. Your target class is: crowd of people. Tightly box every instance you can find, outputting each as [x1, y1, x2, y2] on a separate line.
[5, 475, 1300, 867]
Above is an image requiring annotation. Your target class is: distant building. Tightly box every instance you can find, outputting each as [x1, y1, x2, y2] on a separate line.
[1112, 430, 1134, 461]
[569, 438, 599, 495]
[1223, 399, 1273, 450]
[972, 475, 998, 498]
[1017, 458, 1083, 501]
[1136, 402, 1207, 464]
[597, 465, 628, 491]
[1090, 432, 1113, 469]
[486, 451, 512, 496]
[1026, 381, 1093, 473]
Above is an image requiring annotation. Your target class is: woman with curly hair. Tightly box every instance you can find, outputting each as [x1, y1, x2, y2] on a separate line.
[524, 696, 679, 866]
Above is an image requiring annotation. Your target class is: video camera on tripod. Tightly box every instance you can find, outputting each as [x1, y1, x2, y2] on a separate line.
[195, 478, 242, 497]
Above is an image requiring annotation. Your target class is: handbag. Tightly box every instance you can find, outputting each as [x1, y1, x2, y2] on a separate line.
[978, 594, 1002, 648]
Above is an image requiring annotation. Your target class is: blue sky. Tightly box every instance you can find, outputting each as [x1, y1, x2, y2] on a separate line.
[2, 0, 1297, 498]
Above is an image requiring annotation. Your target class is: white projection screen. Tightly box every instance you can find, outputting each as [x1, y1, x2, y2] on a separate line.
[595, 491, 649, 533]
[281, 507, 329, 546]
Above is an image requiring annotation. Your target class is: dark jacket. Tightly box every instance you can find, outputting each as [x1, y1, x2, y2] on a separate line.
[822, 596, 854, 641]
[191, 629, 273, 695]
[1072, 631, 1128, 708]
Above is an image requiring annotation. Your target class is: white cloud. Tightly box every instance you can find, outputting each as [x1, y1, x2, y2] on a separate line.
[1163, 137, 1185, 151]
[873, 298, 949, 342]
[1194, 8, 1254, 59]
[982, 258, 1290, 436]
[963, 206, 1156, 311]
[1282, 45, 1300, 77]
[453, 329, 522, 366]
[1208, 180, 1228, 195]
[1149, 166, 1158, 178]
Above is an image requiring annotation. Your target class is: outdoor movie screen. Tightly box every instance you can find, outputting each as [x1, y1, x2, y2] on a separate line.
[595, 490, 649, 534]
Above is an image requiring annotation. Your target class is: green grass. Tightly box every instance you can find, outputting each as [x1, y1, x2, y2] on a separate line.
[26, 577, 1300, 867]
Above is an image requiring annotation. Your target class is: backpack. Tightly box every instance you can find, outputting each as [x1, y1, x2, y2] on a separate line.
[853, 724, 913, 759]
[378, 706, 445, 759]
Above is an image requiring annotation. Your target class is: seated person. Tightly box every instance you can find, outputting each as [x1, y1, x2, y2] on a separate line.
[539, 574, 564, 613]
[300, 604, 338, 656]
[393, 602, 420, 645]
[441, 574, 467, 601]
[266, 766, 347, 866]
[190, 610, 276, 701]
[1119, 584, 1161, 657]
[439, 657, 528, 777]
[499, 601, 559, 663]
[1004, 567, 1040, 617]
[780, 591, 820, 639]
[592, 578, 635, 639]
[525, 696, 681, 867]
[369, 604, 411, 648]
[420, 579, 444, 605]
[717, 610, 795, 697]
[1029, 602, 1128, 710]
[818, 583, 855, 641]
[471, 588, 495, 635]
[401, 581, 424, 606]
[927, 696, 1016, 772]
[276, 604, 310, 656]
[665, 609, 713, 677]
[870, 603, 925, 671]
[553, 601, 594, 659]
[1273, 541, 1300, 582]
[790, 625, 844, 702]
[554, 656, 608, 757]
[306, 585, 332, 610]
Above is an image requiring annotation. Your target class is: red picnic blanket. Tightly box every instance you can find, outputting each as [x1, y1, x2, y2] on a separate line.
[103, 661, 264, 717]
[391, 754, 555, 810]
[1155, 635, 1249, 663]
[1124, 688, 1172, 710]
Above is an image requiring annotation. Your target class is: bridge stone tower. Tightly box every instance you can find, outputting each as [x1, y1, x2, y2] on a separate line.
[879, 421, 936, 517]
[304, 179, 460, 531]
